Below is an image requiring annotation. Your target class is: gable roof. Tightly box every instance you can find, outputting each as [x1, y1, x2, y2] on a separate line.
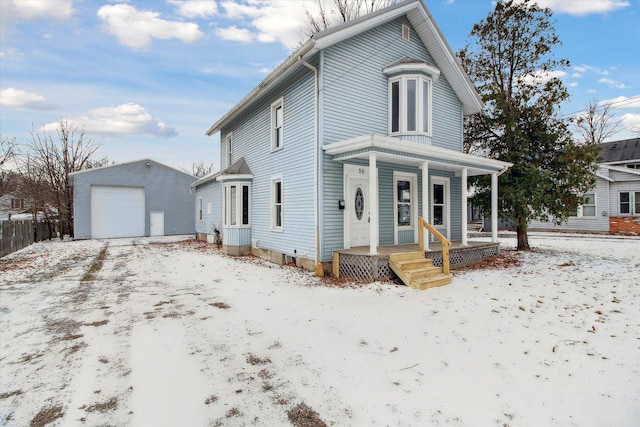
[598, 138, 640, 164]
[206, 0, 482, 136]
[69, 158, 196, 178]
[190, 157, 253, 188]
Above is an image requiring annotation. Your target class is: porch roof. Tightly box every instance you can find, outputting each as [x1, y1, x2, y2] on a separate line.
[323, 134, 512, 177]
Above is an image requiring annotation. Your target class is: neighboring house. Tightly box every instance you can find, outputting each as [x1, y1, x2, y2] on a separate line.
[529, 137, 640, 235]
[71, 159, 196, 239]
[195, 0, 511, 277]
[0, 193, 28, 220]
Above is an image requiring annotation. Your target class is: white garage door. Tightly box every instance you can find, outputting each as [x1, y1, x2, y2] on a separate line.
[91, 186, 145, 239]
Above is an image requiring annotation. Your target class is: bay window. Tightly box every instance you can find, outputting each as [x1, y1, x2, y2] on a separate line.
[389, 75, 431, 135]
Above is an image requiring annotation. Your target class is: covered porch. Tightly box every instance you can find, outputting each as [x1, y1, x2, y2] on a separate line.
[333, 240, 499, 282]
[323, 134, 512, 284]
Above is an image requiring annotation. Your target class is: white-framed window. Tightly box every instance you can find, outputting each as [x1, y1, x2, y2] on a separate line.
[271, 98, 284, 151]
[225, 133, 233, 168]
[431, 177, 449, 230]
[271, 177, 283, 231]
[389, 75, 431, 135]
[581, 193, 596, 217]
[393, 172, 417, 229]
[223, 183, 250, 227]
[198, 198, 203, 222]
[619, 191, 640, 215]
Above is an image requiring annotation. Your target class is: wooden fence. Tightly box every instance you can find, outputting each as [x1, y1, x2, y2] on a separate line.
[0, 219, 53, 258]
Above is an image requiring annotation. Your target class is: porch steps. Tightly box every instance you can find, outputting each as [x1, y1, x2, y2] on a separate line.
[389, 251, 451, 290]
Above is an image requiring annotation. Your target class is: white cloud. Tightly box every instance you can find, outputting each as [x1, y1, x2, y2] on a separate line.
[0, 0, 75, 31]
[42, 103, 176, 137]
[216, 25, 254, 43]
[620, 113, 640, 130]
[220, 1, 264, 19]
[168, 0, 218, 19]
[567, 82, 579, 87]
[97, 4, 203, 49]
[601, 95, 640, 110]
[0, 88, 58, 110]
[527, 0, 629, 16]
[572, 64, 609, 76]
[216, 1, 310, 49]
[599, 78, 629, 90]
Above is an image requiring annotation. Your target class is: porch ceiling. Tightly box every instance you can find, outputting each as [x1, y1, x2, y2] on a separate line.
[323, 134, 512, 177]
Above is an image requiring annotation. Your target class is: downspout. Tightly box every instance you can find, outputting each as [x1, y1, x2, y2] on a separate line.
[298, 56, 322, 276]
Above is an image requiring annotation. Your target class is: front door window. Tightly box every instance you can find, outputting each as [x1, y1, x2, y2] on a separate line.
[433, 183, 444, 226]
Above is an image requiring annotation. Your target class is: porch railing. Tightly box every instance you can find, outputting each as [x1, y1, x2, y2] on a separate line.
[417, 216, 451, 275]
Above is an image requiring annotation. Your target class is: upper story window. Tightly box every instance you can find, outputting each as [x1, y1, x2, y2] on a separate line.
[271, 98, 284, 151]
[384, 60, 440, 137]
[225, 133, 233, 168]
[389, 75, 431, 135]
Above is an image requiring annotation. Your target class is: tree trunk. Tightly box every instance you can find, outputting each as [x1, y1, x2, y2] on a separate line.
[515, 216, 530, 250]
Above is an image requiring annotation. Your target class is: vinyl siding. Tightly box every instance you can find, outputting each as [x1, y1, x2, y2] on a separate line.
[319, 17, 466, 259]
[221, 65, 317, 260]
[72, 160, 195, 239]
[529, 176, 610, 232]
[195, 180, 221, 235]
[320, 16, 463, 150]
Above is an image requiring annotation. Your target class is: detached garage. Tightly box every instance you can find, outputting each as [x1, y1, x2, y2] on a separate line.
[71, 159, 196, 240]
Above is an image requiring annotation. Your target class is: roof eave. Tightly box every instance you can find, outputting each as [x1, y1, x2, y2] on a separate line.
[205, 39, 316, 136]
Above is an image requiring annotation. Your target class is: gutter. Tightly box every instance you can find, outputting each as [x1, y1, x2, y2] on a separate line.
[297, 56, 323, 276]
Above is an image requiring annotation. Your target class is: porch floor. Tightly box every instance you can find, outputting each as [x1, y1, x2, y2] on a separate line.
[334, 240, 500, 283]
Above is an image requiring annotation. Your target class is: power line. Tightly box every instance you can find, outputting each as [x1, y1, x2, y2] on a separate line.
[561, 95, 640, 118]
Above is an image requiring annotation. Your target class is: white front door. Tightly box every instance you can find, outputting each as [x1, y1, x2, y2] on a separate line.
[349, 176, 370, 247]
[150, 211, 165, 236]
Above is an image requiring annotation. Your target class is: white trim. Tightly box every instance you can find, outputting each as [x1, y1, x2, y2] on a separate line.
[393, 171, 418, 245]
[271, 97, 284, 152]
[323, 134, 512, 174]
[388, 74, 432, 136]
[223, 182, 251, 228]
[431, 176, 450, 238]
[271, 176, 283, 231]
[383, 63, 440, 83]
[216, 174, 253, 182]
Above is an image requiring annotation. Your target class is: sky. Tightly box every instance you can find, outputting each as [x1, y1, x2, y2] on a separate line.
[1, 0, 639, 173]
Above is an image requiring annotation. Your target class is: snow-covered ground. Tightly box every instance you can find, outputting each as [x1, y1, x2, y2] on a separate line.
[1, 233, 639, 426]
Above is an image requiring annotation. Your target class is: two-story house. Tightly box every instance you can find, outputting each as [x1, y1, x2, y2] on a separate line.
[194, 0, 511, 286]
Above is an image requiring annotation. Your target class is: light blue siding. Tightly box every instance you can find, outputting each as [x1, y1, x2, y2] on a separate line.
[221, 65, 318, 260]
[72, 160, 195, 239]
[223, 227, 251, 246]
[195, 180, 221, 234]
[319, 18, 466, 259]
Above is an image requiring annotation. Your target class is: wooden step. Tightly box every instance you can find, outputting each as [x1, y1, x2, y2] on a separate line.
[388, 251, 451, 290]
[411, 273, 452, 290]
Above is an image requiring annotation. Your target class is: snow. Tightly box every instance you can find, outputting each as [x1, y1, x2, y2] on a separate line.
[1, 233, 639, 426]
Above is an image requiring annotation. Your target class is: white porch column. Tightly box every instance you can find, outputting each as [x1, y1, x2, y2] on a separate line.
[491, 171, 498, 243]
[369, 152, 378, 255]
[420, 162, 429, 251]
[461, 167, 468, 246]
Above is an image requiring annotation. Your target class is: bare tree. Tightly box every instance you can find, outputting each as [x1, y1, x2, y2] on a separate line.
[303, 0, 397, 35]
[1, 136, 18, 195]
[26, 120, 100, 238]
[573, 99, 622, 145]
[192, 161, 216, 178]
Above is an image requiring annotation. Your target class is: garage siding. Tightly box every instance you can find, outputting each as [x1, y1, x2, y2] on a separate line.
[72, 159, 196, 239]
